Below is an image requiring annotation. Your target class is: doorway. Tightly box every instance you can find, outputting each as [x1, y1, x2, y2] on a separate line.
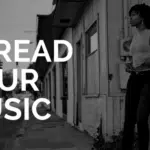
[75, 40, 82, 126]
[52, 67, 56, 111]
[61, 60, 68, 119]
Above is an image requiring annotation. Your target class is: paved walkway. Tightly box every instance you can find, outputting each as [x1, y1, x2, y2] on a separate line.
[0, 112, 25, 150]
[5, 110, 93, 150]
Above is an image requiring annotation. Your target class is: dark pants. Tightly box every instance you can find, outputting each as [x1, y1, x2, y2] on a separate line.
[122, 71, 150, 150]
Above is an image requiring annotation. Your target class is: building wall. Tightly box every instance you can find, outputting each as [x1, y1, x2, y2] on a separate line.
[71, 0, 148, 137]
[43, 0, 117, 138]
[59, 28, 74, 125]
[72, 0, 108, 136]
[106, 0, 150, 137]
[46, 64, 56, 112]
[43, 0, 150, 140]
[44, 28, 74, 124]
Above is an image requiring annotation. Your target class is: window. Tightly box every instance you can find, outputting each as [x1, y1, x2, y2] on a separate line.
[87, 22, 98, 55]
[90, 32, 98, 53]
[85, 21, 99, 95]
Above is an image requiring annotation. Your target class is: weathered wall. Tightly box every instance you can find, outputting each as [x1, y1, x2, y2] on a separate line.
[106, 96, 125, 136]
[106, 0, 147, 137]
[44, 28, 74, 124]
[43, 0, 150, 140]
[105, 0, 150, 137]
[72, 0, 108, 137]
[60, 28, 74, 125]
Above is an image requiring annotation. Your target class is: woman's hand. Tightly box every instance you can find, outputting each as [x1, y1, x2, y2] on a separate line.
[143, 58, 150, 66]
[125, 63, 135, 73]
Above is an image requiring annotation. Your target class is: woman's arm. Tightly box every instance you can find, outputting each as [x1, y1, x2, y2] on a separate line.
[123, 37, 133, 52]
[143, 36, 150, 66]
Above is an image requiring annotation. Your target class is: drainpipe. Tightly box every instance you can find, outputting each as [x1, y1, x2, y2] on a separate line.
[121, 0, 125, 39]
[124, 0, 132, 37]
[124, 0, 128, 38]
[72, 28, 76, 125]
[106, 0, 110, 96]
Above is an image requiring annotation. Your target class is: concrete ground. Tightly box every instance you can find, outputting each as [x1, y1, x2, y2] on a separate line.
[0, 112, 25, 150]
[5, 110, 93, 150]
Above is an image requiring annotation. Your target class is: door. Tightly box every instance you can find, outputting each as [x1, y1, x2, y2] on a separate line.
[61, 61, 68, 117]
[49, 73, 52, 109]
[75, 40, 82, 126]
[52, 67, 56, 111]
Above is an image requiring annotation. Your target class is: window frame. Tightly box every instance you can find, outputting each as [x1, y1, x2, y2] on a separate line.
[84, 20, 100, 97]
[86, 21, 98, 57]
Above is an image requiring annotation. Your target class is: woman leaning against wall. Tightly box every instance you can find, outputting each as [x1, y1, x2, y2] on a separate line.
[122, 3, 150, 150]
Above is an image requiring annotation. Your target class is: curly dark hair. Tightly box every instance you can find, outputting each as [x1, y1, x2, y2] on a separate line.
[129, 3, 150, 29]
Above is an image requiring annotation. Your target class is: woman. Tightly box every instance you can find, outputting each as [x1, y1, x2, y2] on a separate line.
[122, 3, 150, 150]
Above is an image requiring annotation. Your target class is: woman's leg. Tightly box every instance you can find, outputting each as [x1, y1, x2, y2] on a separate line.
[137, 81, 150, 150]
[122, 74, 141, 150]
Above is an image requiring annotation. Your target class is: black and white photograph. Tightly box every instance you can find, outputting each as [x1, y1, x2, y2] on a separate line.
[0, 0, 150, 150]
